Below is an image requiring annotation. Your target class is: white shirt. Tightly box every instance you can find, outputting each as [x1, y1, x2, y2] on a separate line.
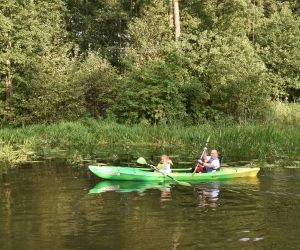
[160, 163, 172, 174]
[207, 156, 220, 169]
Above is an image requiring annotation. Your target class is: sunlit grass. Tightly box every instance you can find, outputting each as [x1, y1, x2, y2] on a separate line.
[268, 102, 300, 126]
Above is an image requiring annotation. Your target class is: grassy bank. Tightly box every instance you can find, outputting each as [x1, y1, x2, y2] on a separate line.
[0, 119, 299, 170]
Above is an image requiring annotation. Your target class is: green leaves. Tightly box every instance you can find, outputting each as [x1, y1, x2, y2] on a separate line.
[122, 0, 173, 68]
[0, 0, 80, 124]
[0, 0, 299, 126]
[256, 4, 300, 100]
[111, 61, 188, 124]
[74, 53, 118, 117]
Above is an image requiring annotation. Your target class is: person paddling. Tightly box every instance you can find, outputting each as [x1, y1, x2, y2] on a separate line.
[195, 149, 220, 173]
[157, 155, 173, 174]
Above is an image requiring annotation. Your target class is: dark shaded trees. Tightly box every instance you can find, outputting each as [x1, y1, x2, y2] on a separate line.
[0, 0, 81, 123]
[0, 0, 299, 125]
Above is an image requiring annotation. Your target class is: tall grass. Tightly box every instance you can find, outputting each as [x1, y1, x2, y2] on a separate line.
[268, 101, 300, 126]
[0, 118, 299, 170]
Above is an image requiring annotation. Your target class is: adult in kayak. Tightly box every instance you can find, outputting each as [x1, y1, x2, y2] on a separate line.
[157, 155, 173, 174]
[195, 149, 220, 173]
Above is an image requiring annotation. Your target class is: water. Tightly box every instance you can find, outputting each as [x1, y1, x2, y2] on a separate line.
[0, 160, 300, 250]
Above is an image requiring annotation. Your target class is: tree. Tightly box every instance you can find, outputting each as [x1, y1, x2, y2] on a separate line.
[256, 3, 300, 100]
[0, 0, 84, 124]
[111, 61, 189, 124]
[0, 1, 18, 117]
[74, 53, 118, 117]
[122, 0, 173, 68]
[0, 0, 297, 125]
[176, 0, 270, 121]
[64, 0, 152, 67]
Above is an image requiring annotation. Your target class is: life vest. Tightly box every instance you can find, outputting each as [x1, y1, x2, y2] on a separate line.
[205, 157, 220, 172]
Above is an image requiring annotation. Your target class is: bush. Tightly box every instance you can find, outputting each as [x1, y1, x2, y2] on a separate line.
[74, 53, 118, 117]
[111, 61, 189, 124]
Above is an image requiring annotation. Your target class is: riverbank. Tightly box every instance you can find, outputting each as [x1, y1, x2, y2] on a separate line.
[0, 119, 299, 170]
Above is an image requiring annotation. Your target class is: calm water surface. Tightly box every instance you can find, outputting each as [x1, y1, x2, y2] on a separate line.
[0, 160, 299, 250]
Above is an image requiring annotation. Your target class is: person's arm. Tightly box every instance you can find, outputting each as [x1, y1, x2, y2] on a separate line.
[203, 162, 213, 168]
[203, 159, 220, 169]
[198, 154, 208, 165]
[157, 163, 164, 170]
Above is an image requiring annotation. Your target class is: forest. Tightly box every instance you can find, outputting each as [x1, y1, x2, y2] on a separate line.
[1, 0, 299, 126]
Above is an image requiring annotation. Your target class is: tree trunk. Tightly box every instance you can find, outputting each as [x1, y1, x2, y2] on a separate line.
[169, 0, 174, 28]
[173, 0, 180, 41]
[252, 0, 256, 43]
[4, 34, 12, 111]
[5, 69, 12, 111]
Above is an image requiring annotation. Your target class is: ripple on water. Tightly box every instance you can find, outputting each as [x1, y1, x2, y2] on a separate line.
[240, 237, 250, 242]
[239, 237, 265, 242]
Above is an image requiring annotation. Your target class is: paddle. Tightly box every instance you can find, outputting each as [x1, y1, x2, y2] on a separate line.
[192, 136, 210, 175]
[137, 157, 191, 187]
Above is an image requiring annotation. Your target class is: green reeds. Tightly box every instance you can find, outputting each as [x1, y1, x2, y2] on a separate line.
[0, 140, 35, 170]
[0, 118, 299, 170]
[268, 102, 300, 126]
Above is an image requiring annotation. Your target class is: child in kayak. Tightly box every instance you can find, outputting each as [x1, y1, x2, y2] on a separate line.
[157, 155, 173, 174]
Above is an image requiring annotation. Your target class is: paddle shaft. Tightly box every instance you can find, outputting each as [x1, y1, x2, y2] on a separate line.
[146, 163, 180, 183]
[137, 157, 191, 186]
[193, 136, 210, 174]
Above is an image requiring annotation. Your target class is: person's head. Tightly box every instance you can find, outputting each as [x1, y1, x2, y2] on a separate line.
[161, 154, 170, 163]
[210, 150, 219, 158]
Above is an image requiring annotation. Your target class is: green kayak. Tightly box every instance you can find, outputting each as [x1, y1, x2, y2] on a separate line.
[88, 166, 260, 182]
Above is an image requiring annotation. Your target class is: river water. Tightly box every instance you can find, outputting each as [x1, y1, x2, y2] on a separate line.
[0, 159, 299, 250]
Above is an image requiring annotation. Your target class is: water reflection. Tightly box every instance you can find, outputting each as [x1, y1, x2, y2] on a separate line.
[195, 183, 220, 209]
[89, 181, 171, 194]
[89, 180, 222, 208]
[2, 164, 300, 250]
[160, 187, 171, 202]
[89, 178, 264, 213]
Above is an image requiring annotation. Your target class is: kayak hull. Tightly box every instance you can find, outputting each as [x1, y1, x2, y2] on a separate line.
[88, 166, 260, 182]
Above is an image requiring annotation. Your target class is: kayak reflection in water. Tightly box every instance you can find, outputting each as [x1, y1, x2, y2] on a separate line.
[89, 181, 170, 194]
[160, 187, 171, 202]
[195, 183, 220, 209]
[157, 155, 173, 174]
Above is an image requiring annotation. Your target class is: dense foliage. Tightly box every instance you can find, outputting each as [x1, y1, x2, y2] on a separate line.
[0, 0, 299, 125]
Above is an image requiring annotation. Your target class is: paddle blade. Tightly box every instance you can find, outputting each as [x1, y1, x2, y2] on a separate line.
[177, 181, 192, 187]
[207, 136, 210, 143]
[137, 157, 147, 165]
